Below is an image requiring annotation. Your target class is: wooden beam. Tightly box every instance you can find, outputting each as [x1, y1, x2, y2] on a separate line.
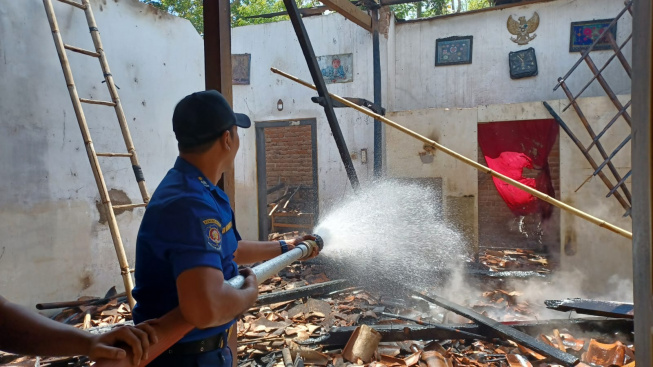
[319, 319, 634, 346]
[320, 0, 372, 32]
[631, 0, 653, 362]
[413, 291, 579, 366]
[256, 279, 352, 305]
[204, 0, 236, 208]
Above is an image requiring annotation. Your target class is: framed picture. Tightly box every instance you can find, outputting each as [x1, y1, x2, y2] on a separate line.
[435, 36, 473, 66]
[569, 19, 617, 52]
[232, 54, 251, 85]
[316, 53, 353, 84]
[509, 47, 538, 79]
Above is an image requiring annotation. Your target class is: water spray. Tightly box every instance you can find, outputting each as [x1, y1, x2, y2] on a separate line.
[95, 235, 324, 367]
[270, 67, 633, 240]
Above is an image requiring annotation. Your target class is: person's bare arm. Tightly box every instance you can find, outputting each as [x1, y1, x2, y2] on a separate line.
[176, 267, 258, 329]
[0, 296, 157, 365]
[233, 240, 284, 265]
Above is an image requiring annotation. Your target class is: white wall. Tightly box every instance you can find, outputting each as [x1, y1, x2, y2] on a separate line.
[557, 95, 632, 297]
[385, 108, 479, 249]
[391, 0, 632, 111]
[0, 0, 204, 307]
[231, 13, 382, 239]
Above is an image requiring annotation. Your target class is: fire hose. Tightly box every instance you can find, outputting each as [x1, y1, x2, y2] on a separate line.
[95, 235, 324, 367]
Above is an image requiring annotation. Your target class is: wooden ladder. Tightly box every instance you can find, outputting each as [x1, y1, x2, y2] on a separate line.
[42, 0, 150, 308]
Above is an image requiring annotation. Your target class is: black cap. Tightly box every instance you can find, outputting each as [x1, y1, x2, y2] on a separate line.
[172, 90, 251, 148]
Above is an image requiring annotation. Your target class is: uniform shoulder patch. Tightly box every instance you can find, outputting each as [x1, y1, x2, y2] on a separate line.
[202, 218, 222, 252]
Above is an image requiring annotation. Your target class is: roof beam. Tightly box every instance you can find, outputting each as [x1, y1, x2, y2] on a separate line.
[319, 0, 372, 32]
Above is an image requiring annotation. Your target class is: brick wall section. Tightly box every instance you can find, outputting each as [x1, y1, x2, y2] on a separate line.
[477, 133, 561, 257]
[264, 125, 314, 188]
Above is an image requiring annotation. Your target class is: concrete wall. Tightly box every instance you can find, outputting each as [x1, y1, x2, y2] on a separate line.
[231, 14, 385, 239]
[0, 0, 204, 307]
[557, 95, 632, 297]
[384, 96, 632, 294]
[385, 108, 479, 249]
[390, 0, 632, 111]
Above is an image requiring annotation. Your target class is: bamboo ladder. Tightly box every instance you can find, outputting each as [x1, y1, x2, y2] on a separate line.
[42, 0, 150, 309]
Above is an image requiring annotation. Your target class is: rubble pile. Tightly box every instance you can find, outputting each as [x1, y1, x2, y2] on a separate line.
[236, 259, 635, 367]
[475, 249, 551, 274]
[0, 239, 635, 367]
[43, 287, 132, 330]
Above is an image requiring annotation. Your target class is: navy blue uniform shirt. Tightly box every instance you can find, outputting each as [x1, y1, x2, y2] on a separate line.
[132, 157, 241, 342]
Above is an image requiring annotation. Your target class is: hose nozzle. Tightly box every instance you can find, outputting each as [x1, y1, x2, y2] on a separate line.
[297, 234, 324, 259]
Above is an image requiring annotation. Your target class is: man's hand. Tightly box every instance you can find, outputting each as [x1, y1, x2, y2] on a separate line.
[240, 267, 259, 304]
[287, 235, 320, 260]
[87, 322, 158, 365]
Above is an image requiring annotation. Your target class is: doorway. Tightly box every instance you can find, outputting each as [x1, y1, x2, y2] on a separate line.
[255, 119, 319, 241]
[477, 119, 561, 262]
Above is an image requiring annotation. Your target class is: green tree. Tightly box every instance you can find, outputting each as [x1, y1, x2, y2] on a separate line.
[464, 0, 492, 11]
[140, 0, 323, 33]
[141, 0, 204, 34]
[390, 0, 448, 19]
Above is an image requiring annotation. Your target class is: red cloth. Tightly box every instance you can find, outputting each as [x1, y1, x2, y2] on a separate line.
[478, 119, 559, 218]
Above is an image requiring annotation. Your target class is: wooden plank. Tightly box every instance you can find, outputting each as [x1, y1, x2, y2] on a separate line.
[630, 0, 653, 360]
[319, 319, 633, 347]
[79, 98, 116, 106]
[96, 152, 133, 157]
[112, 203, 147, 210]
[320, 0, 372, 32]
[57, 0, 86, 9]
[256, 279, 351, 305]
[204, 0, 235, 208]
[64, 43, 99, 57]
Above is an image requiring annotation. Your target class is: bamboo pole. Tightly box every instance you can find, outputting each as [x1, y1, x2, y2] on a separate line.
[270, 67, 633, 240]
[43, 0, 136, 308]
[82, 0, 151, 205]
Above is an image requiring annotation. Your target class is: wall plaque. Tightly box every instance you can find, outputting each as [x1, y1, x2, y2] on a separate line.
[569, 19, 617, 52]
[317, 53, 353, 84]
[232, 53, 251, 85]
[509, 47, 538, 79]
[435, 36, 473, 66]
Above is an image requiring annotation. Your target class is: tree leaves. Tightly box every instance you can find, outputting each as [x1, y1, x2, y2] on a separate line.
[140, 0, 323, 34]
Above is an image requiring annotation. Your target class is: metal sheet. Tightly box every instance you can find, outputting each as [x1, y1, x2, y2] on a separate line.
[545, 298, 634, 319]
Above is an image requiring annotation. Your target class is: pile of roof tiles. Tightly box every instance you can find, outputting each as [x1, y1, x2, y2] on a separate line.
[0, 241, 635, 367]
[476, 249, 551, 274]
[235, 260, 636, 367]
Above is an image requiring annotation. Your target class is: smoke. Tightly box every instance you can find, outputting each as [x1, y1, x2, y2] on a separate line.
[434, 266, 634, 322]
[314, 180, 466, 293]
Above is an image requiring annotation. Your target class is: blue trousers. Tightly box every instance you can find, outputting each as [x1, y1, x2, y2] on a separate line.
[148, 346, 233, 367]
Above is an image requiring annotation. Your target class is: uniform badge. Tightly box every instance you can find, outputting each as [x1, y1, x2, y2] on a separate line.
[202, 218, 223, 252]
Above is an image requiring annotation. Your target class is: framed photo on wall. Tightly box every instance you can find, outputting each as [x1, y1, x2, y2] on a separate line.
[232, 53, 251, 85]
[569, 19, 617, 52]
[316, 53, 354, 84]
[435, 36, 473, 66]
